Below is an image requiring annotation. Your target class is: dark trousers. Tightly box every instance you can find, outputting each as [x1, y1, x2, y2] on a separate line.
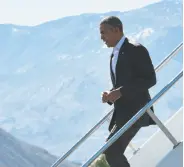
[104, 123, 141, 167]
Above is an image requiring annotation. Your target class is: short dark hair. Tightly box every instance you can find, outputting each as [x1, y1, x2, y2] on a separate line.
[100, 16, 123, 32]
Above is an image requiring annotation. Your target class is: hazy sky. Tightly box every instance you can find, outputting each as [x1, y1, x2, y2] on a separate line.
[0, 0, 161, 25]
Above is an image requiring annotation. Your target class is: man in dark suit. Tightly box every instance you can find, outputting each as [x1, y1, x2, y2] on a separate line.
[100, 16, 157, 167]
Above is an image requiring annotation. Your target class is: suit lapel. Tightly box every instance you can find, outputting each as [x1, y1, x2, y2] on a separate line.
[114, 38, 128, 86]
[110, 54, 116, 87]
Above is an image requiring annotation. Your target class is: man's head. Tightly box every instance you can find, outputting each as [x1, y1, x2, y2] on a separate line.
[100, 16, 123, 48]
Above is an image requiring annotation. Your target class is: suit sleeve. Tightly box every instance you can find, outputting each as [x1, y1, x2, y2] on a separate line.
[119, 45, 156, 98]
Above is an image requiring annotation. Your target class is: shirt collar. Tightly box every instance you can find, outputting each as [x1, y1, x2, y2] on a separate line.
[113, 36, 126, 52]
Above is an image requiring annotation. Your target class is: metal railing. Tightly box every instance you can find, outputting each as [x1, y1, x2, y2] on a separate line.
[82, 70, 183, 167]
[50, 43, 183, 167]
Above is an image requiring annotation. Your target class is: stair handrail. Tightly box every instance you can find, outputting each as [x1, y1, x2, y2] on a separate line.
[50, 43, 183, 167]
[82, 70, 183, 167]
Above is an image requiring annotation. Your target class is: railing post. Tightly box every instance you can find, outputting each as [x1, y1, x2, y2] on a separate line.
[146, 109, 179, 146]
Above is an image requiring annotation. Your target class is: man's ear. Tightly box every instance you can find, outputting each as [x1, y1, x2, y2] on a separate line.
[115, 27, 121, 33]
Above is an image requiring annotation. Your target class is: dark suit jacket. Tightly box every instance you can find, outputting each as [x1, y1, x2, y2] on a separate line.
[108, 38, 156, 131]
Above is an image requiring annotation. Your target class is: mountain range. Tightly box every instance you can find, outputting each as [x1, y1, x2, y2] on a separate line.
[0, 0, 182, 163]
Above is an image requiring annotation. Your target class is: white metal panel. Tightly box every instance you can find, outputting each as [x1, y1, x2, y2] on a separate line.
[129, 108, 183, 167]
[156, 142, 183, 167]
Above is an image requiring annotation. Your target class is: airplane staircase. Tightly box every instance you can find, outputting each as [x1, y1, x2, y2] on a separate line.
[50, 43, 183, 167]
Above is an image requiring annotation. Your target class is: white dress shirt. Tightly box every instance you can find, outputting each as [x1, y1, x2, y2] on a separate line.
[111, 36, 126, 80]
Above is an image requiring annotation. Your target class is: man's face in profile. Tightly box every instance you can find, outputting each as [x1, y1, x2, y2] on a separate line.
[100, 23, 118, 48]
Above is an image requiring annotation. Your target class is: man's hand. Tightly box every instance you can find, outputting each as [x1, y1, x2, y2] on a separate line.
[101, 91, 110, 103]
[107, 89, 122, 103]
